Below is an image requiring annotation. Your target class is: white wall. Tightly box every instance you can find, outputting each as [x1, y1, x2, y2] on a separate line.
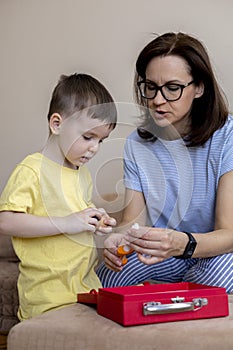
[0, 0, 233, 199]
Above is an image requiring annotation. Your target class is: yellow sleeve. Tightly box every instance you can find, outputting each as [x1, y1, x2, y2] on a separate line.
[0, 164, 39, 213]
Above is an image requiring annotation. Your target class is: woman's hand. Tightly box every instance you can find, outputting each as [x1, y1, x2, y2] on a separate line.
[103, 233, 128, 271]
[127, 226, 188, 265]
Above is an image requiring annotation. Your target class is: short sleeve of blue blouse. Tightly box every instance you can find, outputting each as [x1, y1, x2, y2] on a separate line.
[220, 119, 233, 176]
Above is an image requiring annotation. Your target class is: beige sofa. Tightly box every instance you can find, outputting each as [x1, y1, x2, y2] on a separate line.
[7, 294, 233, 350]
[0, 235, 19, 334]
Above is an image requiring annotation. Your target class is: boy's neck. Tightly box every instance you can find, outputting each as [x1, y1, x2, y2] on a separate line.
[40, 136, 77, 170]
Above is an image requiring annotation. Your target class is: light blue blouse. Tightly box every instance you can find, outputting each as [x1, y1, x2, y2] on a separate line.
[124, 115, 233, 233]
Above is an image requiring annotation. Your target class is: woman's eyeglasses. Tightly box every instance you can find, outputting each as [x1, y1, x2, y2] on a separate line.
[137, 80, 194, 102]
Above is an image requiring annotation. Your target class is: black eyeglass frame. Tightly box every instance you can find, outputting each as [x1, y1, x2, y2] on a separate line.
[137, 80, 195, 102]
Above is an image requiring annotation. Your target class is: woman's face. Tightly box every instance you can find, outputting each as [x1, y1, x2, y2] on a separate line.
[145, 55, 203, 135]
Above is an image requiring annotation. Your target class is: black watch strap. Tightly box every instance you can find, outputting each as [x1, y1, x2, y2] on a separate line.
[174, 231, 197, 259]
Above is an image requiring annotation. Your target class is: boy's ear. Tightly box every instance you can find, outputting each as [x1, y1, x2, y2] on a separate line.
[49, 113, 63, 135]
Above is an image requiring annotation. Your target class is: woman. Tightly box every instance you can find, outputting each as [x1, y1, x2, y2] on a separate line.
[96, 32, 233, 293]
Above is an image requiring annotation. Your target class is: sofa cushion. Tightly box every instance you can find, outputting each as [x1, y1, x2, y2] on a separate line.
[7, 295, 233, 350]
[0, 236, 18, 261]
[0, 261, 19, 332]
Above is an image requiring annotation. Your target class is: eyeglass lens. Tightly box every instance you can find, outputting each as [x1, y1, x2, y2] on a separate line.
[140, 82, 183, 101]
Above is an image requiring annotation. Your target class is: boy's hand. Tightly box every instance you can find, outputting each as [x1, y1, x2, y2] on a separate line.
[94, 208, 116, 235]
[62, 207, 107, 234]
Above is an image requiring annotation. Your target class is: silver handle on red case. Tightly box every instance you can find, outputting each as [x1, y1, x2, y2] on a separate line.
[143, 298, 208, 315]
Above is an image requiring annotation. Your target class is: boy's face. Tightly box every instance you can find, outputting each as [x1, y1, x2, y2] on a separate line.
[51, 112, 114, 169]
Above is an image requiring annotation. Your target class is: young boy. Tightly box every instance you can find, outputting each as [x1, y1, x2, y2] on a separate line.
[0, 73, 117, 320]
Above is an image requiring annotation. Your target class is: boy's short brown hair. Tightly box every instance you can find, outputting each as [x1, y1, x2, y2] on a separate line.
[47, 73, 117, 128]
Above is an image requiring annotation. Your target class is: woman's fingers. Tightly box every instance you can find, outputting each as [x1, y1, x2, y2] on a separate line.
[103, 249, 123, 271]
[127, 226, 173, 259]
[137, 253, 164, 265]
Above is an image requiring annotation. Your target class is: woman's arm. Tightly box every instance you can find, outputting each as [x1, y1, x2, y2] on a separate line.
[127, 171, 233, 264]
[117, 189, 148, 229]
[104, 171, 233, 269]
[194, 169, 233, 256]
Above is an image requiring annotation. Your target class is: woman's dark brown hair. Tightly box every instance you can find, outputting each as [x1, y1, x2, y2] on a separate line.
[134, 32, 229, 146]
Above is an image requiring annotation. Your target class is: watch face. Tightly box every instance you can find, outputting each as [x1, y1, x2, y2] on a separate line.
[186, 242, 197, 258]
[183, 233, 197, 258]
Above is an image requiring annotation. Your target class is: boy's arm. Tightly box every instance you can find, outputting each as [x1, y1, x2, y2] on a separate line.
[0, 208, 105, 238]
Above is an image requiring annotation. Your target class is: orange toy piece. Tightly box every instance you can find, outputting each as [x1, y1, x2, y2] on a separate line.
[117, 245, 134, 265]
[117, 223, 139, 265]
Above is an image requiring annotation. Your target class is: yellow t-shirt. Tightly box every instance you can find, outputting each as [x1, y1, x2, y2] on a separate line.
[0, 153, 102, 320]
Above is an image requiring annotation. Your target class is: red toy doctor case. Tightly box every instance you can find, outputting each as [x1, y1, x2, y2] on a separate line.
[78, 282, 229, 326]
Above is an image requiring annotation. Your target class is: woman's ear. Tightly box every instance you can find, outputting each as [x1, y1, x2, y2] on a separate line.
[194, 82, 204, 99]
[49, 113, 63, 135]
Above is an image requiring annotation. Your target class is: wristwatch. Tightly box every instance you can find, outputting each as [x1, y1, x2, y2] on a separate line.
[174, 231, 197, 259]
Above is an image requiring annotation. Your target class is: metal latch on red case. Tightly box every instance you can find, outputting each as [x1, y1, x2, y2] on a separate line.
[143, 297, 208, 315]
